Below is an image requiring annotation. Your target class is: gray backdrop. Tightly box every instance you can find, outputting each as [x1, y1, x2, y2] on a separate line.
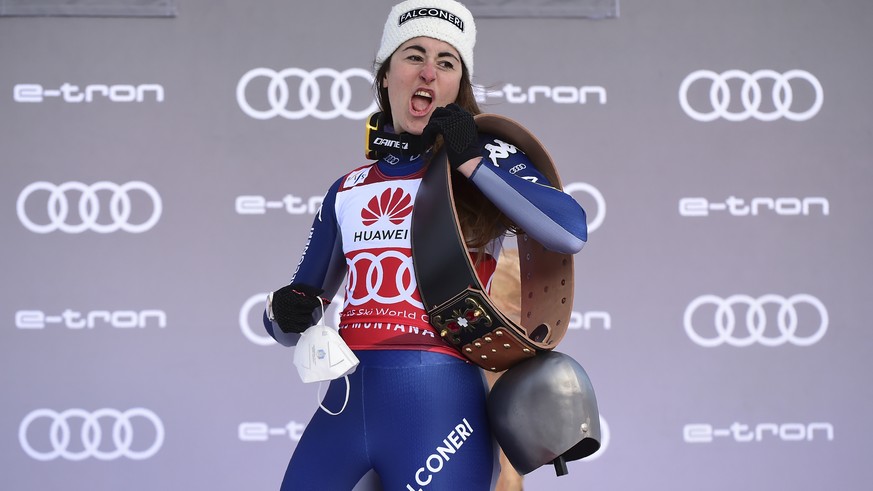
[2, 0, 871, 490]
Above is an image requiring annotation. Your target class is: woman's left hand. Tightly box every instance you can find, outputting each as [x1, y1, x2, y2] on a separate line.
[423, 104, 483, 172]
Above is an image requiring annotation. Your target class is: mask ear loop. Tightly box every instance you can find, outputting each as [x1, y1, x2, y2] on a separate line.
[318, 376, 351, 416]
[314, 297, 351, 416]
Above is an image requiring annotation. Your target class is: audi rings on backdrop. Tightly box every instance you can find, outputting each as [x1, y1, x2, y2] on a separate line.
[684, 294, 829, 347]
[236, 67, 377, 120]
[239, 292, 345, 346]
[679, 69, 823, 122]
[18, 408, 164, 461]
[17, 181, 162, 234]
[240, 293, 279, 347]
[563, 182, 605, 234]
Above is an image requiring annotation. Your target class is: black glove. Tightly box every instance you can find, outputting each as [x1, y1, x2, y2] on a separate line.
[268, 282, 328, 334]
[423, 104, 482, 169]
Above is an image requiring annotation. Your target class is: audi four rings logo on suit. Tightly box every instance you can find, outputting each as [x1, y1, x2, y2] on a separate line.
[19, 408, 164, 461]
[17, 181, 162, 234]
[684, 294, 828, 347]
[679, 69, 823, 122]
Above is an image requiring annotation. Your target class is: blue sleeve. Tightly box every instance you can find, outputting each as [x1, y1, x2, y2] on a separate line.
[469, 135, 588, 254]
[288, 177, 346, 295]
[264, 177, 346, 347]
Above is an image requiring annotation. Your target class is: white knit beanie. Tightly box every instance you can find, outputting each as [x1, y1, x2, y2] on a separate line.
[375, 0, 477, 77]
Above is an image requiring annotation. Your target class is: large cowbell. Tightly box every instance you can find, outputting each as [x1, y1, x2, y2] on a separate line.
[487, 351, 601, 475]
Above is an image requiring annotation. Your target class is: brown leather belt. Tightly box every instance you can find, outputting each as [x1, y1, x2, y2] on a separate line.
[411, 114, 574, 372]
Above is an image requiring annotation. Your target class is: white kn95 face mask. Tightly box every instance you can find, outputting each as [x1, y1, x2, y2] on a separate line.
[292, 300, 359, 415]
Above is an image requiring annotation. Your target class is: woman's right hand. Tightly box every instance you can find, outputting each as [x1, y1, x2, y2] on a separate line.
[267, 282, 329, 333]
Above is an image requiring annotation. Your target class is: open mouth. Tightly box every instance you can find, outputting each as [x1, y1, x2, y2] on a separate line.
[410, 89, 434, 117]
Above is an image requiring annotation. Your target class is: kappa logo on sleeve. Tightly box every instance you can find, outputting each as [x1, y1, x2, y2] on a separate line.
[483, 139, 518, 166]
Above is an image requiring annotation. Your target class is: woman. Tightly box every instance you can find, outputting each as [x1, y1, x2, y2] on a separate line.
[263, 1, 587, 489]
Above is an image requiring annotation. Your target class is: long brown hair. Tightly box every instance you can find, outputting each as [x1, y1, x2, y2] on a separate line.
[373, 60, 519, 250]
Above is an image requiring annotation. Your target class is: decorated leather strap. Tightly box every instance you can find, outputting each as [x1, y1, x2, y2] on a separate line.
[411, 113, 574, 372]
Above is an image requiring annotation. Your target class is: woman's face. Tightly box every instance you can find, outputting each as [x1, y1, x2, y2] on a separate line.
[382, 36, 464, 135]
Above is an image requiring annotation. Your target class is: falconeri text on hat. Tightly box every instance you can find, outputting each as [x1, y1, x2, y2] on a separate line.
[375, 0, 477, 77]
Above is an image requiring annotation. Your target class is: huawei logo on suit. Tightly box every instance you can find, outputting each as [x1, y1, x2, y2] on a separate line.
[361, 188, 413, 226]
